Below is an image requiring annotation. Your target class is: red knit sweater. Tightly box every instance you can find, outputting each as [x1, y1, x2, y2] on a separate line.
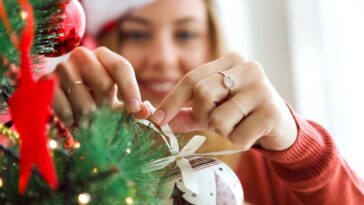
[236, 111, 364, 205]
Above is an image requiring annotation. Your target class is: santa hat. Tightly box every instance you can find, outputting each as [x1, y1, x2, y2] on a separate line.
[81, 0, 226, 38]
[81, 0, 154, 37]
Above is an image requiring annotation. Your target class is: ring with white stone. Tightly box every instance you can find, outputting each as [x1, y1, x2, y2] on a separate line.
[218, 71, 236, 93]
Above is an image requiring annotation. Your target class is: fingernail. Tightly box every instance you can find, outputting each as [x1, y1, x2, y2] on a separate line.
[151, 110, 165, 124]
[127, 98, 141, 113]
[132, 106, 150, 119]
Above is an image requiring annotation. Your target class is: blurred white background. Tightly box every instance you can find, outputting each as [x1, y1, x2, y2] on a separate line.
[218, 0, 364, 178]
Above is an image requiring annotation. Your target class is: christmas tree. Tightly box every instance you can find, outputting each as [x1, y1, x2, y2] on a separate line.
[0, 0, 166, 204]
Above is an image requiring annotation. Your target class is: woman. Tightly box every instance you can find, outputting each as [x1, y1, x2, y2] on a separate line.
[47, 0, 364, 204]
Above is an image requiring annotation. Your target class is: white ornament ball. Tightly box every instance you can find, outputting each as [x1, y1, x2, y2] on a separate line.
[159, 156, 244, 205]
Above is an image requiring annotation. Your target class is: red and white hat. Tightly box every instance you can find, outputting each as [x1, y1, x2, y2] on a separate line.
[82, 0, 154, 37]
[81, 0, 226, 37]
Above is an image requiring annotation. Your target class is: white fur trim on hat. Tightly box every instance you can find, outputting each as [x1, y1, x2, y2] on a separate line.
[82, 0, 153, 37]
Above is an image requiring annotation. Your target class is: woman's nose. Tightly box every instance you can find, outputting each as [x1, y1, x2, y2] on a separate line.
[147, 32, 179, 71]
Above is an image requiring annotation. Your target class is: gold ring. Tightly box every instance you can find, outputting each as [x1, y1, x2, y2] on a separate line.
[67, 80, 83, 95]
[231, 98, 247, 117]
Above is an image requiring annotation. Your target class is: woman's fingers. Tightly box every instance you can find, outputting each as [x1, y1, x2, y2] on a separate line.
[168, 88, 270, 150]
[191, 60, 263, 125]
[151, 52, 246, 125]
[68, 47, 115, 106]
[168, 108, 205, 133]
[132, 102, 151, 119]
[229, 110, 268, 151]
[209, 84, 266, 137]
[41, 74, 75, 126]
[192, 74, 227, 125]
[152, 51, 296, 151]
[95, 47, 142, 113]
[49, 47, 149, 127]
[54, 61, 96, 125]
[53, 85, 74, 126]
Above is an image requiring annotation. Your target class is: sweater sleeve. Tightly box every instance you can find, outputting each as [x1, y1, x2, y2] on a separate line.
[255, 107, 364, 204]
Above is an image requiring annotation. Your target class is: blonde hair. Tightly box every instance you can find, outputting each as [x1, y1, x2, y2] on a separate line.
[205, 0, 227, 57]
[98, 0, 227, 59]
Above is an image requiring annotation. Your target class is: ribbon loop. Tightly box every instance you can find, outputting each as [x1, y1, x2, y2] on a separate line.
[176, 157, 198, 194]
[143, 101, 179, 154]
[179, 135, 205, 156]
[140, 102, 244, 194]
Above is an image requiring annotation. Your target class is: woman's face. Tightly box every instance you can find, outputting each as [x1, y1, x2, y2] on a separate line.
[119, 0, 214, 106]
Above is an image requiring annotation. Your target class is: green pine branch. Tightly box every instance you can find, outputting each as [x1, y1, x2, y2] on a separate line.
[0, 108, 168, 205]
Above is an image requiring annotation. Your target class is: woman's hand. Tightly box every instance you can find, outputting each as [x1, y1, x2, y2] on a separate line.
[42, 47, 149, 127]
[151, 52, 297, 151]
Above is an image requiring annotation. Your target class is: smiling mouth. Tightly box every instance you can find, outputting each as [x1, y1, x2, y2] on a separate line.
[140, 81, 177, 95]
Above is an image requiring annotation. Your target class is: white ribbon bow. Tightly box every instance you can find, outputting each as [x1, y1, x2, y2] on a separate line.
[139, 101, 243, 194]
[143, 135, 205, 194]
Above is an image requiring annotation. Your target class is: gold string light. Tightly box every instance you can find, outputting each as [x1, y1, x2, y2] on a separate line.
[125, 196, 134, 205]
[49, 139, 58, 149]
[92, 167, 98, 174]
[74, 142, 81, 149]
[19, 10, 28, 20]
[125, 148, 131, 154]
[78, 192, 91, 204]
[0, 123, 19, 143]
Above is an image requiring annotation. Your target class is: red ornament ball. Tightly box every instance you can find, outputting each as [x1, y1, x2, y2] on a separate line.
[45, 0, 86, 57]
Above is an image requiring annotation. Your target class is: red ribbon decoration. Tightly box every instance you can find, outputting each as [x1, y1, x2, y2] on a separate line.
[6, 0, 58, 193]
